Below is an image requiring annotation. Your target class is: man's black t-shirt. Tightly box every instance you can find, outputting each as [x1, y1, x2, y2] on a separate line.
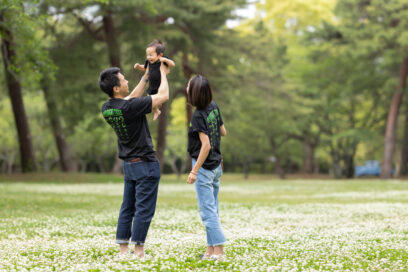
[144, 58, 169, 95]
[101, 96, 157, 161]
[188, 101, 224, 170]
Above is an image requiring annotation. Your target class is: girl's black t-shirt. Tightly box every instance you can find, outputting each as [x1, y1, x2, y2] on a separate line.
[188, 101, 224, 170]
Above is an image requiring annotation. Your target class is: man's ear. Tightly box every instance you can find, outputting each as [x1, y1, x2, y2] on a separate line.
[113, 85, 120, 95]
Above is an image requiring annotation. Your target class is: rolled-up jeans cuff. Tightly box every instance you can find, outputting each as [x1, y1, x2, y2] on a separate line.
[130, 241, 145, 245]
[210, 240, 226, 247]
[116, 239, 129, 244]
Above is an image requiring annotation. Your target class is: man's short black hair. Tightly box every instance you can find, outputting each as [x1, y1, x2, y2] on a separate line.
[187, 75, 213, 109]
[147, 40, 165, 55]
[99, 67, 121, 97]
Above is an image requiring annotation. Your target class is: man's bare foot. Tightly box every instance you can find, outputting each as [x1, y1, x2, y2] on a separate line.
[119, 244, 129, 255]
[134, 245, 144, 259]
[153, 109, 161, 120]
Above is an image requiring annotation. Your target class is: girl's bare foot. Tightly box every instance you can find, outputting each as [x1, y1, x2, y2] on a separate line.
[200, 246, 214, 260]
[212, 245, 224, 259]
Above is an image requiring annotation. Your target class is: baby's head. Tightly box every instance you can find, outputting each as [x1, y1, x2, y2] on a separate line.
[146, 40, 165, 63]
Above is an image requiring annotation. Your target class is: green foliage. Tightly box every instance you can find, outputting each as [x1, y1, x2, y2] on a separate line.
[0, 93, 59, 172]
[0, 0, 56, 87]
[0, 99, 18, 171]
[25, 93, 58, 171]
[1, 0, 407, 176]
[69, 112, 117, 172]
[165, 96, 188, 173]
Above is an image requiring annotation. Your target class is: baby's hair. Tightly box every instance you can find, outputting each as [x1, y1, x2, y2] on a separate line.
[147, 40, 165, 55]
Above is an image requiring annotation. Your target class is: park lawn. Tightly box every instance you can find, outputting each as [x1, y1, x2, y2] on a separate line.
[1, 174, 408, 271]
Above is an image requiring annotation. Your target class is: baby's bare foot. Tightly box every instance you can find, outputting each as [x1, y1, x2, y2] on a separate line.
[153, 109, 161, 120]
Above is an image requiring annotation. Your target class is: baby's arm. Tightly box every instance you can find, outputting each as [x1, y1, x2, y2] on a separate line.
[159, 57, 175, 68]
[134, 62, 146, 71]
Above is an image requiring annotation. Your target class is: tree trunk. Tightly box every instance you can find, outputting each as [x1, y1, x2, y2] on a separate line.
[381, 58, 408, 179]
[102, 9, 121, 68]
[243, 160, 250, 179]
[102, 7, 123, 173]
[270, 139, 285, 179]
[97, 157, 105, 173]
[260, 159, 266, 174]
[330, 145, 343, 179]
[0, 13, 37, 172]
[274, 156, 285, 179]
[400, 105, 408, 176]
[332, 162, 342, 179]
[344, 155, 354, 179]
[301, 140, 314, 174]
[41, 79, 74, 172]
[169, 157, 178, 175]
[229, 158, 236, 172]
[182, 53, 194, 170]
[156, 103, 167, 171]
[0, 151, 15, 174]
[313, 159, 320, 174]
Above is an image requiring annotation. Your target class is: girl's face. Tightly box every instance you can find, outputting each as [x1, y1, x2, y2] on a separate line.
[146, 47, 161, 63]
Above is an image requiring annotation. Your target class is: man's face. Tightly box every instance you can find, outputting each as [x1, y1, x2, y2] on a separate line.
[114, 73, 129, 97]
[146, 47, 161, 63]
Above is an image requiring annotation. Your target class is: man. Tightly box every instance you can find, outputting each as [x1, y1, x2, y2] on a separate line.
[98, 63, 169, 258]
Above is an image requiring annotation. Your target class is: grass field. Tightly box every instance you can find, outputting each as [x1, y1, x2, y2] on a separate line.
[1, 173, 408, 271]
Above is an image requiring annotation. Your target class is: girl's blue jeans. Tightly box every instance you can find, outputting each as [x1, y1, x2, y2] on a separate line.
[192, 159, 226, 246]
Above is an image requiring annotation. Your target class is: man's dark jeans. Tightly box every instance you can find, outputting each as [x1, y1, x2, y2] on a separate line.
[115, 160, 160, 245]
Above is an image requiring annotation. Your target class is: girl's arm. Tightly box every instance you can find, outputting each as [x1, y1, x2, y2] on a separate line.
[187, 132, 210, 184]
[159, 57, 175, 68]
[220, 124, 227, 136]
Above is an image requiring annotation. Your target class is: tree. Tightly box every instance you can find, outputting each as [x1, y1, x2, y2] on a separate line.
[0, 2, 44, 172]
[165, 96, 188, 178]
[295, 24, 389, 178]
[0, 98, 18, 173]
[400, 103, 408, 175]
[334, 0, 408, 179]
[70, 113, 117, 172]
[143, 0, 247, 172]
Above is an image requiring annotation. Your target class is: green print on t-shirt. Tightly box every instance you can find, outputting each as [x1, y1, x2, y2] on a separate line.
[103, 109, 129, 140]
[206, 108, 220, 158]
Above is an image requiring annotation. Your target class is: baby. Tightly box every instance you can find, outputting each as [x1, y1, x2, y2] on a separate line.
[134, 40, 175, 120]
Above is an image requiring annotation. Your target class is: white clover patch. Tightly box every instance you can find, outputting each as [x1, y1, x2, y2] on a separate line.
[1, 179, 408, 271]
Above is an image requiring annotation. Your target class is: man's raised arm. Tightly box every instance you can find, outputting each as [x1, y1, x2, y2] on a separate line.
[125, 67, 149, 100]
[151, 63, 169, 108]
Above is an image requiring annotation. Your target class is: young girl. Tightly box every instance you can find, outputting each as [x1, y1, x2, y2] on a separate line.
[134, 40, 175, 120]
[186, 75, 227, 260]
